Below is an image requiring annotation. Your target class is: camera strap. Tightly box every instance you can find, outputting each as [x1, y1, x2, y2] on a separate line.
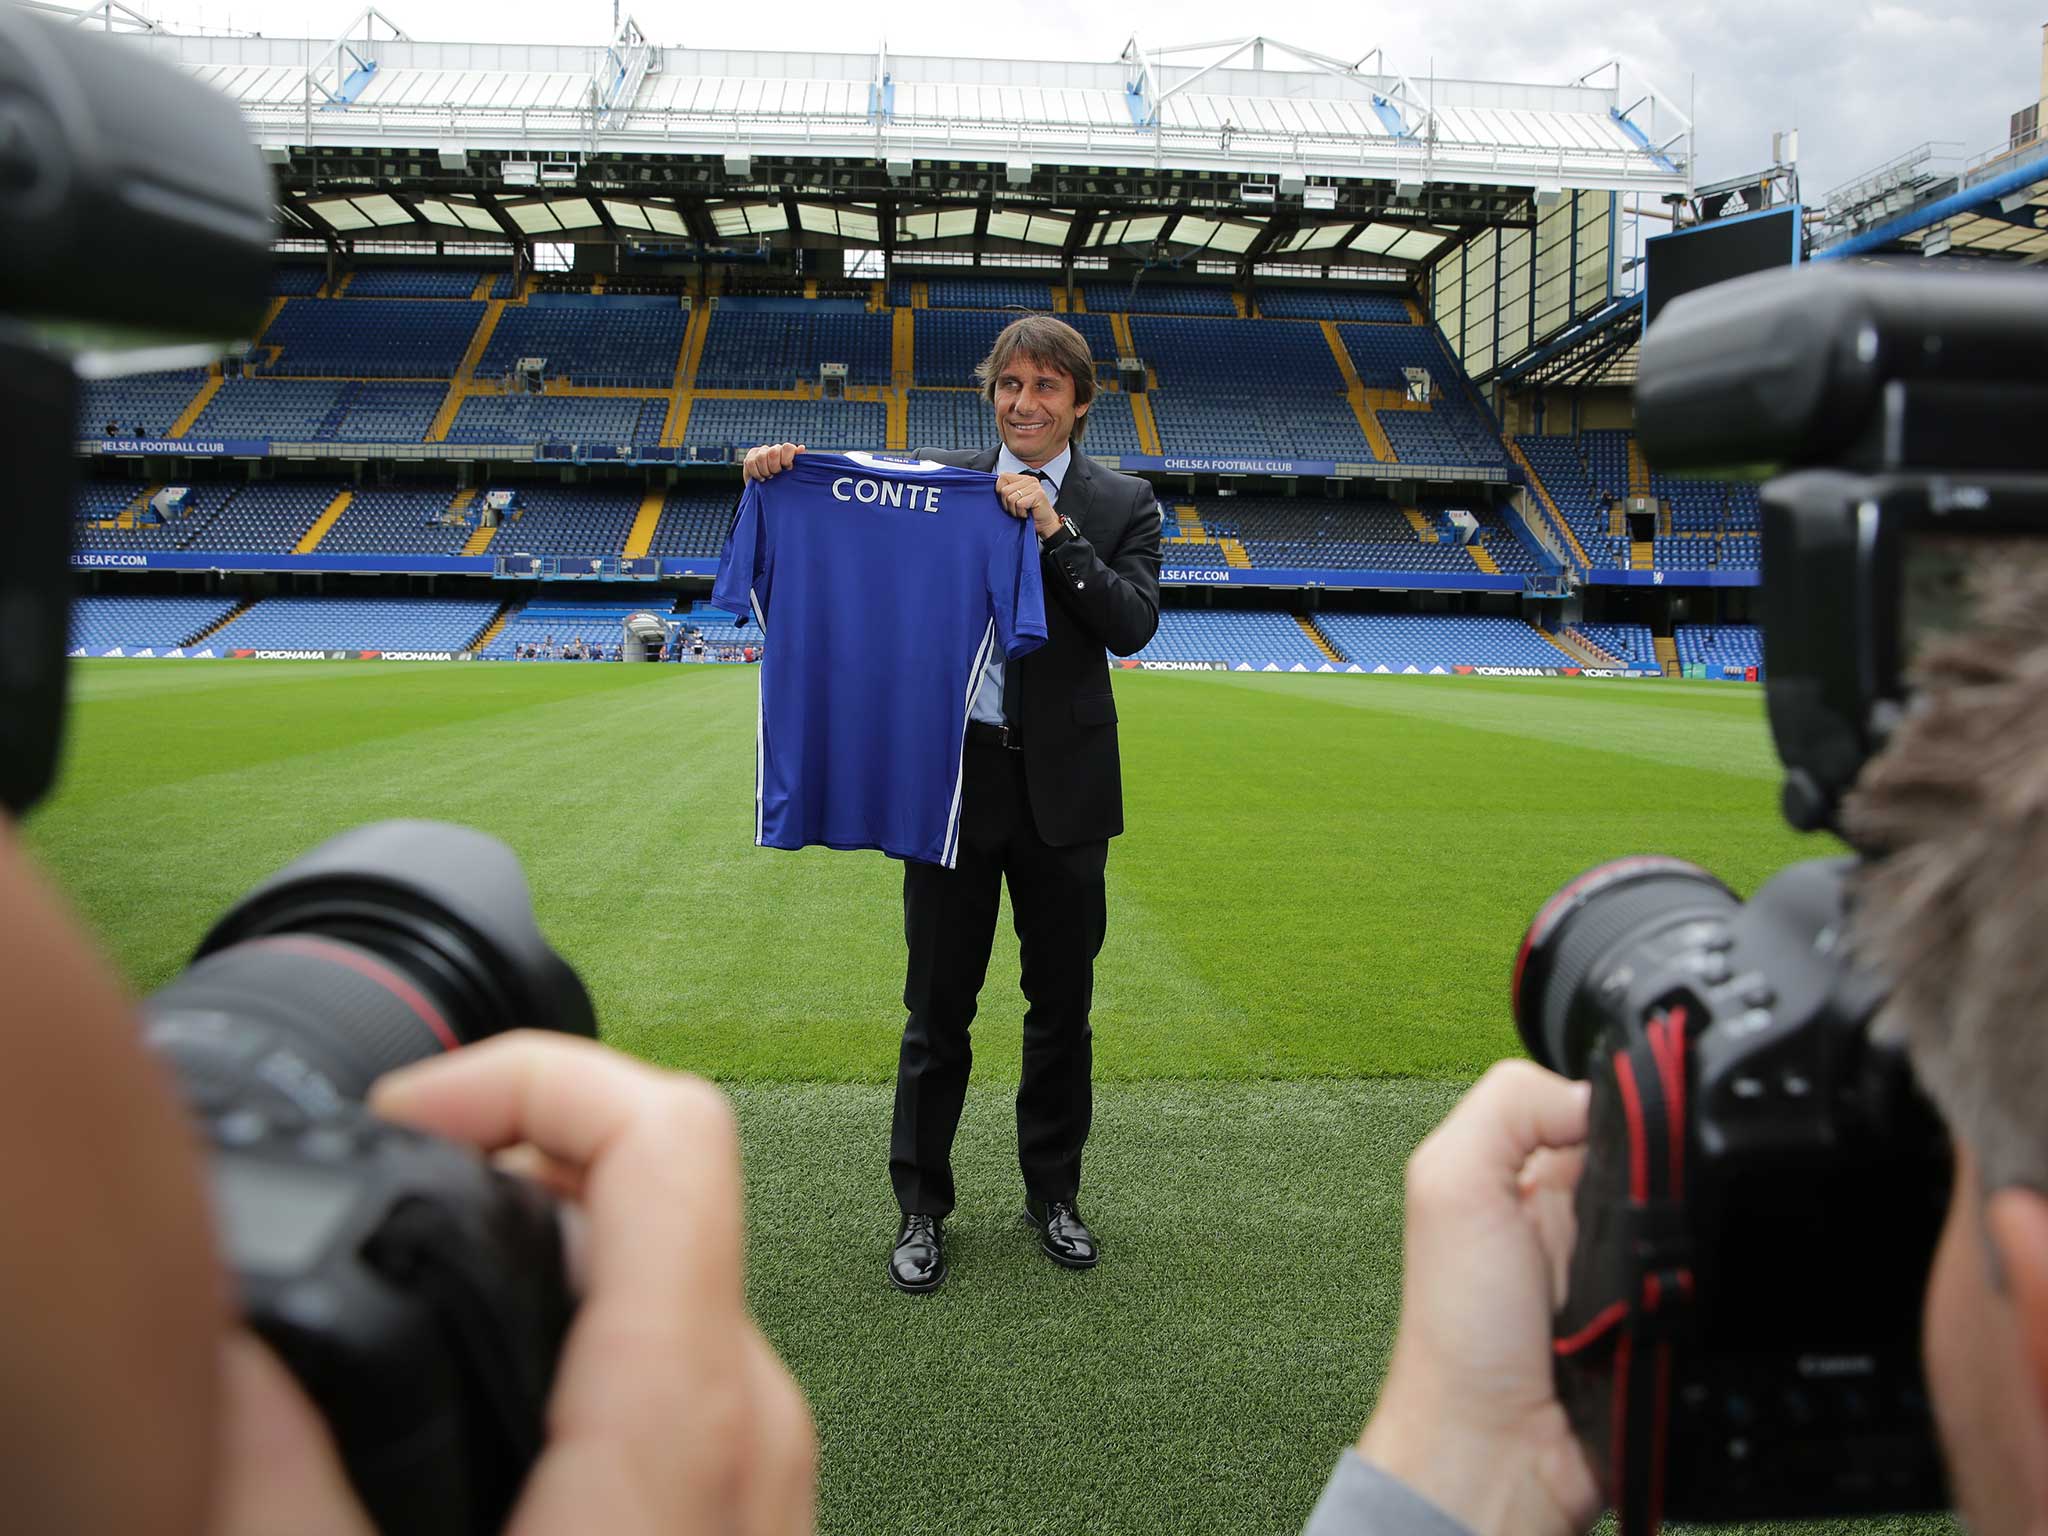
[1610, 1006, 1694, 1536]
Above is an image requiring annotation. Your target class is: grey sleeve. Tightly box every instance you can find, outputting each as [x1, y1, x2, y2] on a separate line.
[1301, 1451, 1482, 1536]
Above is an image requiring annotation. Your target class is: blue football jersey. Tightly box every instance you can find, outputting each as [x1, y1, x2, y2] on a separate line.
[711, 451, 1048, 867]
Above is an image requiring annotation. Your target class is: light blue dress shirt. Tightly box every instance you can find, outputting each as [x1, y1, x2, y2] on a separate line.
[968, 444, 1068, 726]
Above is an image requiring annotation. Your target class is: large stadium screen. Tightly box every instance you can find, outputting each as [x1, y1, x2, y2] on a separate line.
[1643, 205, 1801, 331]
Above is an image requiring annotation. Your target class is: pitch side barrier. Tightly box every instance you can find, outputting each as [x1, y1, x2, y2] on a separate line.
[67, 647, 478, 661]
[1115, 659, 1667, 677]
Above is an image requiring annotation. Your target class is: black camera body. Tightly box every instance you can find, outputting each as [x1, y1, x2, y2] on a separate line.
[196, 1102, 570, 1536]
[1516, 262, 2048, 1535]
[139, 820, 599, 1536]
[1518, 856, 1949, 1527]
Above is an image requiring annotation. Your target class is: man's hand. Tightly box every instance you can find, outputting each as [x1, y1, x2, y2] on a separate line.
[996, 471, 1062, 540]
[1355, 1059, 1600, 1536]
[743, 443, 804, 482]
[206, 1033, 817, 1536]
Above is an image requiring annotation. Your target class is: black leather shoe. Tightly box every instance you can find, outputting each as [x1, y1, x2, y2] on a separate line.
[1023, 1198, 1099, 1268]
[888, 1214, 947, 1293]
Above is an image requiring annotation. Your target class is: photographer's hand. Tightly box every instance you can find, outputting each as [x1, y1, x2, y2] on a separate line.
[207, 1033, 816, 1536]
[1355, 1061, 1600, 1536]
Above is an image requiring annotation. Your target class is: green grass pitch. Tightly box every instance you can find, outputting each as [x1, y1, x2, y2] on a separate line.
[28, 662, 1956, 1536]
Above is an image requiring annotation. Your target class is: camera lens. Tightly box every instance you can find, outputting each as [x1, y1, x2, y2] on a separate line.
[1513, 856, 1739, 1077]
[146, 821, 595, 1121]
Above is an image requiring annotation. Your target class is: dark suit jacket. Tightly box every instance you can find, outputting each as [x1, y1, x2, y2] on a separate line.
[917, 444, 1162, 846]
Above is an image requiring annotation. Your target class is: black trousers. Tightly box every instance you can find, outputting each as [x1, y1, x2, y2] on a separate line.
[890, 740, 1109, 1217]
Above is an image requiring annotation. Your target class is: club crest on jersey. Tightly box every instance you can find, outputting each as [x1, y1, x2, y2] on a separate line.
[832, 475, 943, 512]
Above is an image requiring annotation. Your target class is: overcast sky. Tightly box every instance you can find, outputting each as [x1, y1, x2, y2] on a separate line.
[166, 0, 2043, 205]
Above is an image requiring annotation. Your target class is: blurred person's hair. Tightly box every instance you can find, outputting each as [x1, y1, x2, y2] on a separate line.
[1847, 549, 2048, 1195]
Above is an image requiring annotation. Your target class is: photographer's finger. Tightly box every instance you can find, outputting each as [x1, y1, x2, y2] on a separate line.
[738, 1331, 819, 1536]
[207, 1332, 375, 1536]
[1422, 1061, 1589, 1184]
[372, 1034, 747, 1312]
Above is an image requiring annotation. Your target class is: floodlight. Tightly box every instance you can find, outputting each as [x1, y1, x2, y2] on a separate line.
[1279, 168, 1306, 196]
[1533, 184, 1564, 210]
[1239, 182, 1275, 205]
[1005, 159, 1034, 186]
[438, 145, 469, 170]
[260, 144, 291, 165]
[724, 151, 753, 178]
[886, 155, 914, 180]
[1303, 185, 1337, 211]
[539, 161, 579, 184]
[1394, 177, 1425, 201]
[1921, 227, 1953, 258]
[2001, 189, 2036, 214]
[501, 161, 540, 187]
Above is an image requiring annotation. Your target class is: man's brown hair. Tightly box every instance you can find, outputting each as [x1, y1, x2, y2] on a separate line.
[975, 314, 1097, 443]
[1846, 552, 2048, 1193]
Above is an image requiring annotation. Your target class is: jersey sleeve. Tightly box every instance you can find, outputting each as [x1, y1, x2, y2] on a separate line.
[988, 510, 1048, 660]
[711, 483, 767, 626]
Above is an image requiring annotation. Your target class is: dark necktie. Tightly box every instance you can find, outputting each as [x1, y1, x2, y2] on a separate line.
[1004, 471, 1055, 728]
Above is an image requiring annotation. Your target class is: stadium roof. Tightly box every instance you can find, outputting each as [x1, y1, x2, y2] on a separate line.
[1815, 135, 2048, 263]
[69, 8, 1689, 271]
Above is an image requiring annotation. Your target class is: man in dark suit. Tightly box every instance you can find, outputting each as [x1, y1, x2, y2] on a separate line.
[741, 314, 1161, 1294]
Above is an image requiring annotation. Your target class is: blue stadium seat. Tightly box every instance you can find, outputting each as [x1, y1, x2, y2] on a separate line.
[683, 398, 886, 453]
[1255, 290, 1412, 323]
[70, 595, 241, 652]
[479, 301, 690, 388]
[210, 596, 501, 652]
[261, 300, 484, 378]
[345, 268, 484, 299]
[695, 309, 892, 389]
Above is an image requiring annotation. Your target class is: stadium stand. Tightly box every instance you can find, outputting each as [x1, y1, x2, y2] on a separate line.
[271, 267, 327, 296]
[487, 485, 644, 558]
[209, 596, 501, 652]
[1573, 623, 1657, 668]
[899, 388, 1140, 457]
[674, 601, 757, 652]
[1083, 282, 1236, 316]
[1203, 497, 1471, 573]
[344, 268, 486, 299]
[259, 299, 484, 378]
[70, 595, 242, 652]
[77, 370, 206, 438]
[72, 482, 245, 550]
[190, 379, 443, 443]
[1515, 430, 1763, 573]
[646, 489, 738, 559]
[929, 277, 1053, 309]
[314, 487, 473, 555]
[447, 394, 666, 446]
[1255, 289, 1411, 323]
[695, 307, 892, 389]
[1314, 614, 1571, 670]
[482, 597, 678, 659]
[683, 398, 886, 453]
[1128, 611, 1330, 670]
[187, 482, 349, 552]
[1515, 435, 1628, 568]
[1134, 318, 1369, 459]
[477, 300, 690, 387]
[1676, 624, 1763, 676]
